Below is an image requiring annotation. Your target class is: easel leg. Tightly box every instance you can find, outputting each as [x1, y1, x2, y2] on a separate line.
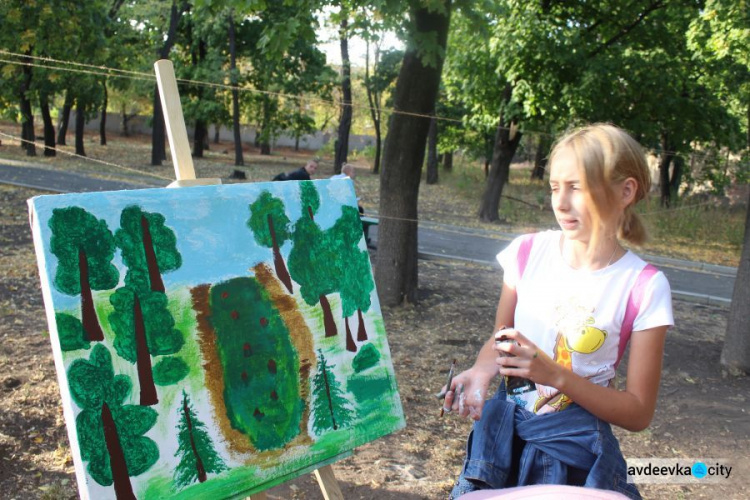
[314, 465, 344, 500]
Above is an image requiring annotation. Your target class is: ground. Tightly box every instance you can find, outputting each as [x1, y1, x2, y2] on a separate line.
[1, 183, 748, 499]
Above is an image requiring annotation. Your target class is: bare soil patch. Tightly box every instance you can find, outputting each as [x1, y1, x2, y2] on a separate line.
[1, 184, 748, 499]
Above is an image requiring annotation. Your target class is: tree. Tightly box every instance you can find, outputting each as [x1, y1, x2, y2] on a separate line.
[209, 277, 303, 451]
[333, 13, 353, 174]
[364, 45, 403, 174]
[311, 350, 354, 434]
[374, 0, 452, 305]
[174, 390, 226, 487]
[68, 344, 159, 498]
[227, 9, 244, 166]
[247, 191, 294, 294]
[49, 207, 119, 342]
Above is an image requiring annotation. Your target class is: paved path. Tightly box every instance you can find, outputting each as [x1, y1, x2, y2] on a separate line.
[1, 162, 735, 306]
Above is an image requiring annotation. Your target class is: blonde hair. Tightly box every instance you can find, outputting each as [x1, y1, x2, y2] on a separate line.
[549, 123, 651, 246]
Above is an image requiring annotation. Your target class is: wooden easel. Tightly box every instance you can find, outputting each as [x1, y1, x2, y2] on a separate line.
[154, 59, 345, 500]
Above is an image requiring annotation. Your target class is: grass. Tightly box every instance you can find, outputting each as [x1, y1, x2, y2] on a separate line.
[0, 121, 744, 266]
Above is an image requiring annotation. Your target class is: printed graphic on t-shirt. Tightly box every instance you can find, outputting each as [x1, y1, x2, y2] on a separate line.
[532, 300, 608, 414]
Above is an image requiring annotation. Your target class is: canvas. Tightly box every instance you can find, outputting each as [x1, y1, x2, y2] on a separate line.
[27, 179, 404, 499]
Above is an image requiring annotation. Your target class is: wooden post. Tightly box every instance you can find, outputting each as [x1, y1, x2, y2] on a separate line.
[153, 58, 344, 500]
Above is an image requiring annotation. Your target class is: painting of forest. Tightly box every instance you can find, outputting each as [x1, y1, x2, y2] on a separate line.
[27, 179, 405, 500]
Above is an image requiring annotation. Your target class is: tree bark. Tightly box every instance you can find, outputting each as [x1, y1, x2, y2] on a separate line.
[101, 402, 136, 500]
[443, 151, 453, 171]
[426, 116, 439, 184]
[57, 90, 73, 146]
[39, 93, 56, 157]
[364, 42, 383, 174]
[79, 249, 104, 342]
[333, 17, 352, 174]
[320, 294, 338, 338]
[722, 188, 750, 374]
[100, 79, 108, 146]
[75, 100, 86, 157]
[19, 52, 36, 157]
[658, 132, 674, 207]
[134, 294, 158, 406]
[531, 135, 549, 180]
[259, 97, 271, 155]
[193, 120, 206, 158]
[268, 214, 293, 293]
[479, 85, 522, 222]
[670, 155, 683, 201]
[228, 13, 244, 167]
[140, 215, 165, 293]
[182, 397, 208, 483]
[375, 2, 451, 306]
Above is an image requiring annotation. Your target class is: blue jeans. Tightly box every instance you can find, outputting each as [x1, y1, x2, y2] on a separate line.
[450, 385, 640, 499]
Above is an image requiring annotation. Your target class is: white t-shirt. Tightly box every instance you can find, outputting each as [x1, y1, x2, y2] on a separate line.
[496, 230, 674, 414]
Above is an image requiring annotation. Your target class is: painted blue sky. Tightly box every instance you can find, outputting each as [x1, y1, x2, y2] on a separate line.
[29, 179, 361, 311]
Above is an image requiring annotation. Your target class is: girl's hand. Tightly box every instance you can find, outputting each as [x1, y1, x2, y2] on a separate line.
[493, 329, 562, 389]
[441, 366, 496, 421]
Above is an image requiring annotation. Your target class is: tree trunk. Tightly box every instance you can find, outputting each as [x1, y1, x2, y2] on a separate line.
[364, 41, 382, 174]
[57, 90, 73, 146]
[100, 79, 108, 146]
[182, 397, 208, 483]
[333, 17, 352, 174]
[320, 294, 338, 338]
[213, 124, 220, 144]
[356, 308, 367, 341]
[747, 101, 749, 151]
[345, 317, 356, 352]
[39, 93, 56, 157]
[75, 100, 86, 157]
[193, 120, 206, 158]
[19, 53, 35, 157]
[670, 155, 684, 201]
[79, 249, 104, 342]
[268, 214, 293, 293]
[659, 132, 674, 207]
[134, 294, 158, 406]
[101, 402, 136, 500]
[259, 97, 271, 155]
[140, 215, 165, 293]
[722, 189, 750, 374]
[374, 2, 451, 306]
[321, 365, 338, 430]
[479, 87, 522, 222]
[443, 151, 453, 171]
[531, 135, 549, 180]
[426, 116, 439, 185]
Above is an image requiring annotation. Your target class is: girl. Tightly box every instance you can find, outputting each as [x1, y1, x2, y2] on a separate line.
[444, 124, 673, 499]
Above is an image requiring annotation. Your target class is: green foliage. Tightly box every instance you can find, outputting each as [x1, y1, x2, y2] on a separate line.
[48, 207, 118, 295]
[153, 357, 190, 386]
[109, 287, 185, 363]
[210, 277, 302, 451]
[311, 350, 354, 435]
[352, 343, 380, 373]
[299, 181, 321, 218]
[67, 344, 159, 486]
[55, 312, 90, 352]
[288, 215, 338, 307]
[331, 206, 373, 318]
[115, 206, 181, 291]
[247, 191, 291, 248]
[173, 390, 226, 488]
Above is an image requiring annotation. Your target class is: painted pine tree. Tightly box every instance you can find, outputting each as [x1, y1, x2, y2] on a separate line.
[247, 191, 293, 294]
[311, 350, 354, 434]
[173, 390, 226, 488]
[210, 277, 303, 451]
[48, 206, 119, 345]
[67, 344, 159, 499]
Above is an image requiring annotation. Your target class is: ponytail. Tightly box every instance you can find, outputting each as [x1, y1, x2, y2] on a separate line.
[619, 206, 648, 246]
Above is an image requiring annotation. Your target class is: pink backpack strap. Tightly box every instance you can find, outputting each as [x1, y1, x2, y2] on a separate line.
[517, 233, 536, 279]
[616, 264, 658, 367]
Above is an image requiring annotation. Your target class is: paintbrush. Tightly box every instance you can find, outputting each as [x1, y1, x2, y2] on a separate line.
[439, 358, 457, 417]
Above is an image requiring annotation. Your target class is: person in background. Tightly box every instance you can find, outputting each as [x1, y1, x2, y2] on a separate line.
[272, 159, 318, 181]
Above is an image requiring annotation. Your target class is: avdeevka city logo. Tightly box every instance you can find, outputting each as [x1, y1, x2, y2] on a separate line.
[691, 461, 708, 479]
[626, 458, 732, 483]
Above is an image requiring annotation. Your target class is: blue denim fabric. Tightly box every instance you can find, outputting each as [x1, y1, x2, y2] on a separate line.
[449, 385, 640, 500]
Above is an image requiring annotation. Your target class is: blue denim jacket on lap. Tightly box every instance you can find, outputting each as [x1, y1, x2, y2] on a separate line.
[450, 385, 641, 500]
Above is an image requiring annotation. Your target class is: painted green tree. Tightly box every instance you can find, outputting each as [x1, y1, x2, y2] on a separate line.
[331, 205, 374, 350]
[110, 205, 187, 406]
[288, 181, 338, 338]
[67, 344, 159, 498]
[48, 206, 119, 344]
[247, 191, 294, 294]
[173, 390, 226, 488]
[311, 350, 354, 435]
[210, 277, 303, 451]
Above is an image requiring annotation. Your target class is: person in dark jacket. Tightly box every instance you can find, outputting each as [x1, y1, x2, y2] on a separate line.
[272, 159, 318, 181]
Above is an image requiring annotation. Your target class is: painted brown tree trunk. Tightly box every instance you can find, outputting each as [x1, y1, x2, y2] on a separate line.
[75, 100, 86, 157]
[140, 215, 165, 293]
[101, 402, 136, 500]
[426, 116, 439, 185]
[182, 397, 208, 482]
[321, 365, 338, 430]
[57, 90, 73, 146]
[134, 294, 158, 406]
[39, 93, 56, 157]
[333, 17, 352, 174]
[345, 317, 356, 352]
[320, 295, 337, 338]
[267, 214, 293, 293]
[228, 12, 244, 167]
[374, 2, 451, 306]
[356, 308, 368, 341]
[79, 249, 104, 342]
